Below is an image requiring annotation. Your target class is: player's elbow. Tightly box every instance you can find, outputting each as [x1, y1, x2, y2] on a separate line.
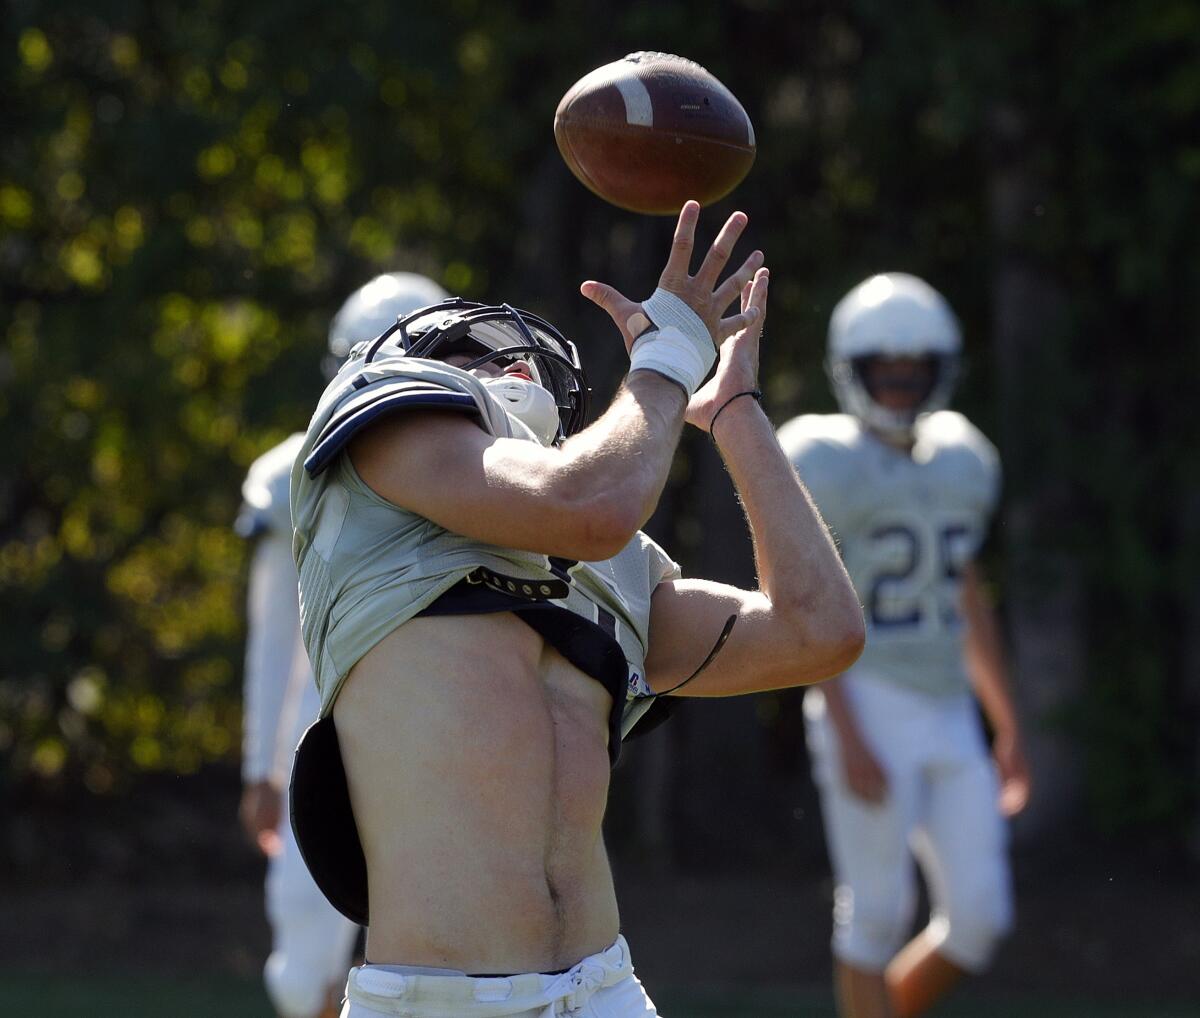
[549, 467, 658, 561]
[533, 486, 638, 562]
[565, 492, 643, 561]
[828, 597, 867, 672]
[820, 608, 866, 676]
[776, 595, 865, 683]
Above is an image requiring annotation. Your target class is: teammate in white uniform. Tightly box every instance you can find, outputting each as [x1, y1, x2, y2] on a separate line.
[237, 272, 448, 1018]
[286, 202, 866, 1017]
[778, 273, 1033, 1018]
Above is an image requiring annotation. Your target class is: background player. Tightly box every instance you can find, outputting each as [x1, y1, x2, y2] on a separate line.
[237, 271, 448, 1018]
[777, 273, 1033, 1018]
[287, 202, 865, 1017]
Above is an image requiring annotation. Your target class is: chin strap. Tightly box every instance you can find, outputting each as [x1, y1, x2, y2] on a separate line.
[482, 375, 561, 446]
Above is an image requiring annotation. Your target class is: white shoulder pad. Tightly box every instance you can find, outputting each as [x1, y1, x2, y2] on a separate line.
[918, 411, 998, 465]
[302, 354, 519, 477]
[777, 413, 861, 465]
[237, 432, 305, 538]
[776, 413, 865, 528]
[917, 410, 1002, 506]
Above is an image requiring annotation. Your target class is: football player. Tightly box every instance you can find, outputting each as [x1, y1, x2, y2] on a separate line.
[237, 272, 448, 1018]
[777, 273, 1033, 1018]
[286, 201, 865, 1017]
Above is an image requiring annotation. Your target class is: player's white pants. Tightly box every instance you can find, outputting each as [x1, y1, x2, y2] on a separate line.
[338, 936, 657, 1017]
[805, 673, 1014, 974]
[264, 786, 360, 1018]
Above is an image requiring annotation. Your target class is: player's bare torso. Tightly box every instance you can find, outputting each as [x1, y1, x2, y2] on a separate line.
[332, 611, 620, 974]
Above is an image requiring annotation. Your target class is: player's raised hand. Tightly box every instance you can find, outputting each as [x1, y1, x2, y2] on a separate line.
[656, 201, 764, 342]
[580, 201, 764, 354]
[686, 267, 769, 434]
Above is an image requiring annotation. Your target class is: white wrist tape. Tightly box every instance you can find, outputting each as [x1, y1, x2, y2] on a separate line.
[628, 289, 716, 396]
[643, 287, 710, 342]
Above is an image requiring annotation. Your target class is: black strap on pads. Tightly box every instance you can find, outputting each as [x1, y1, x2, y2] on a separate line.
[418, 580, 629, 764]
[464, 566, 569, 602]
[304, 382, 480, 477]
[290, 715, 370, 925]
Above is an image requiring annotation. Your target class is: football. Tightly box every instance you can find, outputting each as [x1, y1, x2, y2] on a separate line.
[553, 52, 756, 215]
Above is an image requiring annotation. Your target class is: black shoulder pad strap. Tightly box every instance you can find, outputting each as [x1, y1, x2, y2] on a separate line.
[304, 381, 480, 477]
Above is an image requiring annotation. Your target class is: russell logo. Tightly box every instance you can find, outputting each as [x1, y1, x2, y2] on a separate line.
[627, 670, 652, 697]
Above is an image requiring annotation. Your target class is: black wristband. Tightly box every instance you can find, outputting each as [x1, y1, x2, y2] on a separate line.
[709, 388, 763, 440]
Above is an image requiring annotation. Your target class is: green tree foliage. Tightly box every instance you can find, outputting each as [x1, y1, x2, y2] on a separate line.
[0, 1, 525, 795]
[1, 0, 1196, 839]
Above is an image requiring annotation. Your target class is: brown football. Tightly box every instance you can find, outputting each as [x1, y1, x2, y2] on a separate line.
[554, 52, 756, 216]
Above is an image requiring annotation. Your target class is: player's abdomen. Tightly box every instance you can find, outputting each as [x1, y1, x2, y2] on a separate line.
[333, 612, 620, 974]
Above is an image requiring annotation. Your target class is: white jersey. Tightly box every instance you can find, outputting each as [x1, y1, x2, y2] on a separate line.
[238, 433, 319, 783]
[778, 411, 1000, 697]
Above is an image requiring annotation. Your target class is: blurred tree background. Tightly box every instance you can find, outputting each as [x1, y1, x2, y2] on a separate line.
[2, 0, 1198, 893]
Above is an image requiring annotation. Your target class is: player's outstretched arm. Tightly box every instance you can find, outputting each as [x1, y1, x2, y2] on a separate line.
[350, 372, 686, 562]
[643, 271, 865, 696]
[351, 202, 763, 563]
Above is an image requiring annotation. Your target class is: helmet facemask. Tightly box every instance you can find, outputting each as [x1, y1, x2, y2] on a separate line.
[363, 298, 590, 443]
[829, 352, 960, 439]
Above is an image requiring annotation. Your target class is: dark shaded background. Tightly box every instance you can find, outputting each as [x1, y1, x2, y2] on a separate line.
[2, 0, 1198, 1003]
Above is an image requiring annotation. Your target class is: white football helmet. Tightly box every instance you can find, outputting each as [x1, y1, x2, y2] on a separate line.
[325, 271, 448, 377]
[826, 272, 962, 437]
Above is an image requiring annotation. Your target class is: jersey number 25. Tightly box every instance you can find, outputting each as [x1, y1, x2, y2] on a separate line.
[867, 518, 973, 632]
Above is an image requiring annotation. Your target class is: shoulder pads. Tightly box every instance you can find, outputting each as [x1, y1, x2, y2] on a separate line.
[302, 356, 511, 477]
[918, 411, 999, 467]
[777, 412, 861, 456]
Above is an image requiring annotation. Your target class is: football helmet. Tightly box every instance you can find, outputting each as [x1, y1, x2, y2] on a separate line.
[325, 271, 448, 377]
[362, 298, 589, 442]
[826, 272, 961, 437]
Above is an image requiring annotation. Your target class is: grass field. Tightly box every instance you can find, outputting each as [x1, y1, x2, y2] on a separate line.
[1, 972, 1194, 1018]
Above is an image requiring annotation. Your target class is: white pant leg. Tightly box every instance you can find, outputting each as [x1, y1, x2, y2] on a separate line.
[576, 971, 658, 1017]
[265, 784, 360, 1018]
[909, 702, 1014, 973]
[805, 683, 922, 972]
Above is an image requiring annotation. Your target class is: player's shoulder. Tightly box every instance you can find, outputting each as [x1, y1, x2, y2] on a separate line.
[917, 410, 999, 470]
[237, 432, 305, 538]
[776, 412, 864, 457]
[917, 411, 1001, 507]
[776, 413, 868, 488]
[300, 354, 525, 480]
[314, 354, 487, 426]
[245, 432, 306, 486]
